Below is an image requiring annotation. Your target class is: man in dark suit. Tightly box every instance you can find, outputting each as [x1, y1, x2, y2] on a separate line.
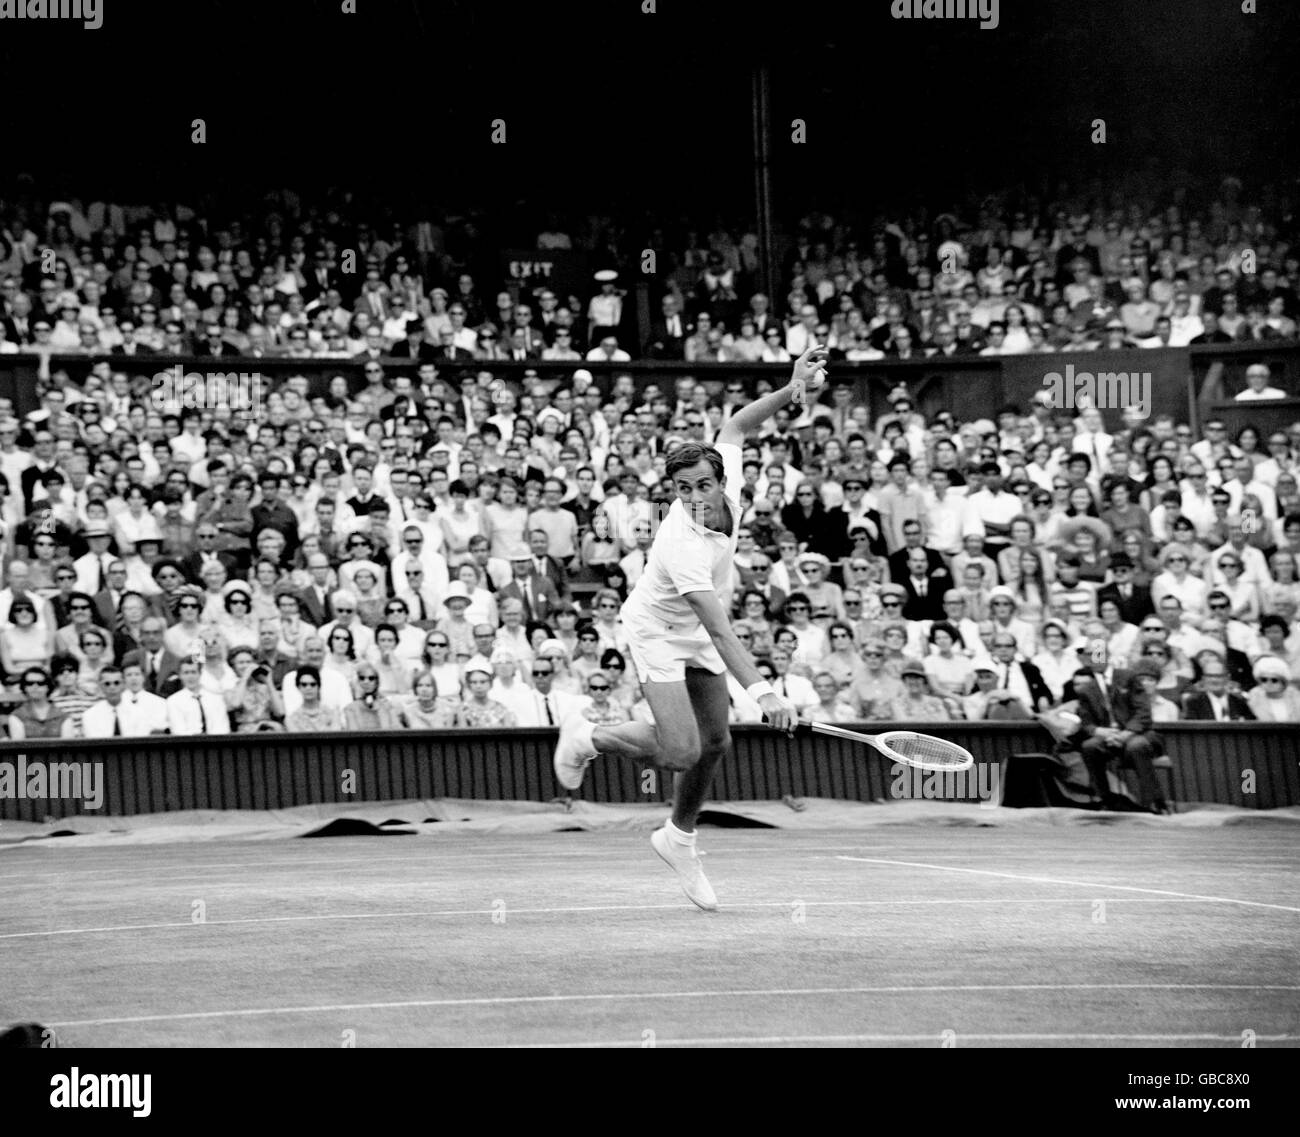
[897, 547, 951, 621]
[504, 328, 542, 362]
[525, 529, 570, 600]
[1182, 665, 1255, 721]
[886, 519, 947, 582]
[1096, 552, 1154, 624]
[986, 629, 1053, 715]
[388, 319, 439, 361]
[498, 554, 561, 623]
[299, 250, 338, 304]
[92, 560, 133, 628]
[181, 524, 240, 586]
[195, 324, 239, 358]
[1062, 640, 1168, 814]
[123, 618, 184, 698]
[739, 555, 786, 619]
[1181, 656, 1255, 720]
[2, 293, 35, 344]
[644, 294, 688, 360]
[296, 553, 336, 626]
[109, 320, 155, 357]
[434, 328, 476, 362]
[250, 475, 300, 560]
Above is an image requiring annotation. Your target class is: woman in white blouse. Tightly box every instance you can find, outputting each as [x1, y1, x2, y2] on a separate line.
[1213, 553, 1260, 625]
[922, 621, 974, 702]
[1030, 619, 1078, 703]
[1150, 544, 1207, 619]
[112, 484, 163, 553]
[274, 593, 316, 661]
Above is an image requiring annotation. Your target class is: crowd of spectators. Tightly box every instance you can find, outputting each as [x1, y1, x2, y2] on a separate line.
[1, 181, 1299, 747]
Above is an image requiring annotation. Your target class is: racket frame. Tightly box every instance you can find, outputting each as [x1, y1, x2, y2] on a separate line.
[807, 721, 975, 772]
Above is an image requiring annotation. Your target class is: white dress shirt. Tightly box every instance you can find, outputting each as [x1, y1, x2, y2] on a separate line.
[83, 693, 168, 738]
[165, 687, 230, 735]
[770, 671, 818, 713]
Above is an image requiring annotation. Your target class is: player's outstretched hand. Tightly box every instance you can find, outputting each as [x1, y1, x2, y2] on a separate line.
[789, 346, 829, 406]
[758, 692, 799, 734]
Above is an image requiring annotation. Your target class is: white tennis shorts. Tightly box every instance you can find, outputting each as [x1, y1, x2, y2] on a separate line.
[623, 609, 726, 684]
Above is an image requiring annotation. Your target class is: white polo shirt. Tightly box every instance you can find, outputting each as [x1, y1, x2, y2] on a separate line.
[622, 442, 743, 628]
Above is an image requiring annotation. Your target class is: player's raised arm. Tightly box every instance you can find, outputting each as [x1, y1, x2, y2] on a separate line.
[716, 346, 829, 446]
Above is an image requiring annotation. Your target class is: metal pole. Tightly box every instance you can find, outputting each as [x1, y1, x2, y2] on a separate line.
[752, 63, 775, 300]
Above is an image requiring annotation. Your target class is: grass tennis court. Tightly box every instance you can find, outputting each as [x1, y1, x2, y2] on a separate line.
[2, 822, 1298, 1047]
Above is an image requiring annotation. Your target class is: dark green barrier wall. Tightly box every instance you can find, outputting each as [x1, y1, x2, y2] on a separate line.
[1, 723, 1295, 821]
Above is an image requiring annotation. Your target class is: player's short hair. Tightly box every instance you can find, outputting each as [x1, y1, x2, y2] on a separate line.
[666, 442, 725, 482]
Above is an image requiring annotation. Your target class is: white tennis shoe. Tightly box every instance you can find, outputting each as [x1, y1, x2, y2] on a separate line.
[553, 713, 599, 791]
[651, 827, 718, 911]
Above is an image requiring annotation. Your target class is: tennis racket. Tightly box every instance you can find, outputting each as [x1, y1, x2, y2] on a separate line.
[805, 722, 974, 772]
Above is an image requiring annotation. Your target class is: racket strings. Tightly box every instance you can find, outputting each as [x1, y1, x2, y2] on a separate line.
[884, 733, 971, 770]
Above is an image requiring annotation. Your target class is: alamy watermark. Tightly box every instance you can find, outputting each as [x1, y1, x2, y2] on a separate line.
[890, 761, 1001, 808]
[0, 0, 102, 30]
[1, 755, 104, 810]
[151, 365, 264, 413]
[891, 0, 999, 31]
[1040, 363, 1152, 419]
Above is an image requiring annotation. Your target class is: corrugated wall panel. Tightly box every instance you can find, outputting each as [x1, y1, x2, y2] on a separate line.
[2, 725, 1296, 820]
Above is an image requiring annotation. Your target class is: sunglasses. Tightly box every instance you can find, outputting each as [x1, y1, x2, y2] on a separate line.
[1260, 677, 1287, 684]
[881, 599, 902, 607]
[588, 684, 611, 691]
[23, 678, 50, 687]
[178, 601, 200, 609]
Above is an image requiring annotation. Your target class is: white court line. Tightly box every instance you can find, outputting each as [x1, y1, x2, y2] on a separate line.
[507, 1032, 1300, 1048]
[0, 897, 1222, 940]
[0, 844, 893, 879]
[837, 856, 1300, 914]
[48, 984, 1300, 1029]
[4, 841, 1286, 882]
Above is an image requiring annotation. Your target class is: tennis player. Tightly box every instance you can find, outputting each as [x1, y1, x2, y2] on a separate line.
[555, 347, 830, 909]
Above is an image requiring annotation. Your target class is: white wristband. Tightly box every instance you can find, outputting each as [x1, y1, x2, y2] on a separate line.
[746, 681, 775, 702]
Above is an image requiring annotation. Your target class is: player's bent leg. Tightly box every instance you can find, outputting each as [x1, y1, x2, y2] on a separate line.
[552, 680, 696, 792]
[636, 678, 704, 772]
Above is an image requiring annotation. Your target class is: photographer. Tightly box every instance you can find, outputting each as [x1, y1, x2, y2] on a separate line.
[226, 646, 286, 733]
